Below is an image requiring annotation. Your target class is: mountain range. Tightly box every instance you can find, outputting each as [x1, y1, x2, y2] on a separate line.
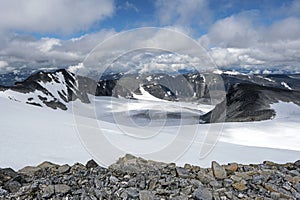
[1, 69, 300, 123]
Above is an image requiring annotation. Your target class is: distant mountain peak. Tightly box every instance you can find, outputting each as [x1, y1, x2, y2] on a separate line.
[0, 69, 89, 110]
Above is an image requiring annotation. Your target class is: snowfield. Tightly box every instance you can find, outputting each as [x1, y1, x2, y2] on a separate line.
[1, 91, 300, 169]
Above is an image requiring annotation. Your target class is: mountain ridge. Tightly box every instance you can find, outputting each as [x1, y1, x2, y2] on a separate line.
[1, 68, 300, 123]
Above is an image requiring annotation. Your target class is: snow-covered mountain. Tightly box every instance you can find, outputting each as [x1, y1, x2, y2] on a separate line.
[1, 68, 300, 123]
[0, 69, 92, 110]
[0, 69, 207, 110]
[201, 82, 300, 123]
[1, 68, 300, 169]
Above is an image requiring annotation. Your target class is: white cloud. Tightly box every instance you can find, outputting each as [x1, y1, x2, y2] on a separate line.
[0, 29, 116, 71]
[77, 27, 216, 77]
[1, 27, 211, 76]
[68, 62, 84, 74]
[107, 49, 203, 74]
[199, 12, 300, 71]
[0, 0, 115, 34]
[209, 47, 265, 67]
[261, 17, 300, 42]
[200, 13, 258, 48]
[38, 38, 61, 53]
[155, 0, 211, 27]
[0, 60, 14, 73]
[0, 61, 8, 68]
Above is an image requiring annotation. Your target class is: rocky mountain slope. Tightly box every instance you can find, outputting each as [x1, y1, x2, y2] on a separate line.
[0, 69, 90, 110]
[0, 69, 208, 110]
[1, 154, 300, 199]
[1, 68, 300, 123]
[201, 82, 300, 123]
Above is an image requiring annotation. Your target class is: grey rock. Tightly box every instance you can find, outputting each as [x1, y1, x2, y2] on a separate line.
[230, 175, 243, 182]
[37, 161, 58, 169]
[197, 171, 215, 184]
[148, 178, 157, 190]
[0, 168, 18, 182]
[139, 190, 154, 200]
[18, 166, 40, 177]
[57, 164, 70, 174]
[290, 170, 300, 176]
[190, 179, 202, 188]
[209, 180, 222, 188]
[70, 163, 86, 172]
[4, 181, 21, 193]
[176, 167, 190, 178]
[73, 188, 85, 195]
[126, 187, 139, 198]
[42, 185, 55, 198]
[94, 188, 103, 198]
[237, 193, 244, 198]
[270, 192, 281, 200]
[223, 178, 234, 187]
[1, 155, 300, 199]
[252, 174, 265, 184]
[295, 181, 300, 192]
[0, 187, 8, 196]
[212, 161, 227, 179]
[54, 184, 71, 194]
[172, 195, 189, 200]
[212, 191, 221, 200]
[127, 177, 137, 187]
[282, 182, 292, 191]
[234, 172, 251, 180]
[193, 187, 212, 200]
[120, 190, 128, 199]
[109, 175, 119, 184]
[232, 182, 247, 191]
[86, 159, 99, 169]
[181, 185, 192, 195]
[224, 191, 233, 199]
[139, 177, 146, 189]
[294, 160, 300, 167]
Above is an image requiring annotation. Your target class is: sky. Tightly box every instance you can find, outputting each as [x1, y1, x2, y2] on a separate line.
[0, 0, 299, 75]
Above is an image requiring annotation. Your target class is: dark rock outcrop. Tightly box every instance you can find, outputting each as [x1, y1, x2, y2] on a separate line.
[0, 69, 91, 110]
[201, 83, 300, 123]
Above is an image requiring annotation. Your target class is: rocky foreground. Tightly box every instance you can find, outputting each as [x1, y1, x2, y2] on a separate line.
[1, 155, 300, 199]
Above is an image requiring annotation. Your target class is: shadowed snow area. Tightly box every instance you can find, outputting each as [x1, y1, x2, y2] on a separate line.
[92, 89, 213, 126]
[1, 93, 300, 169]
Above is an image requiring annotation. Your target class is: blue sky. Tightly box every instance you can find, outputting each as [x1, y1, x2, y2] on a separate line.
[0, 0, 299, 74]
[16, 0, 296, 39]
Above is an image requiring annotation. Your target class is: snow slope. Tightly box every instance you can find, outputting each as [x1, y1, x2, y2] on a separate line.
[0, 97, 90, 169]
[219, 102, 300, 151]
[1, 95, 300, 170]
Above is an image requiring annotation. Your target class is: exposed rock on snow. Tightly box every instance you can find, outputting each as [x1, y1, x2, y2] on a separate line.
[201, 83, 300, 123]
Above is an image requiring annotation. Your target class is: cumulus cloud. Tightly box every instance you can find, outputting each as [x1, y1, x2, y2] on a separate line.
[0, 27, 208, 76]
[107, 49, 203, 74]
[0, 60, 14, 73]
[199, 11, 259, 48]
[78, 27, 215, 78]
[0, 29, 116, 73]
[0, 0, 115, 34]
[0, 27, 211, 76]
[199, 11, 300, 72]
[0, 0, 300, 76]
[0, 61, 9, 68]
